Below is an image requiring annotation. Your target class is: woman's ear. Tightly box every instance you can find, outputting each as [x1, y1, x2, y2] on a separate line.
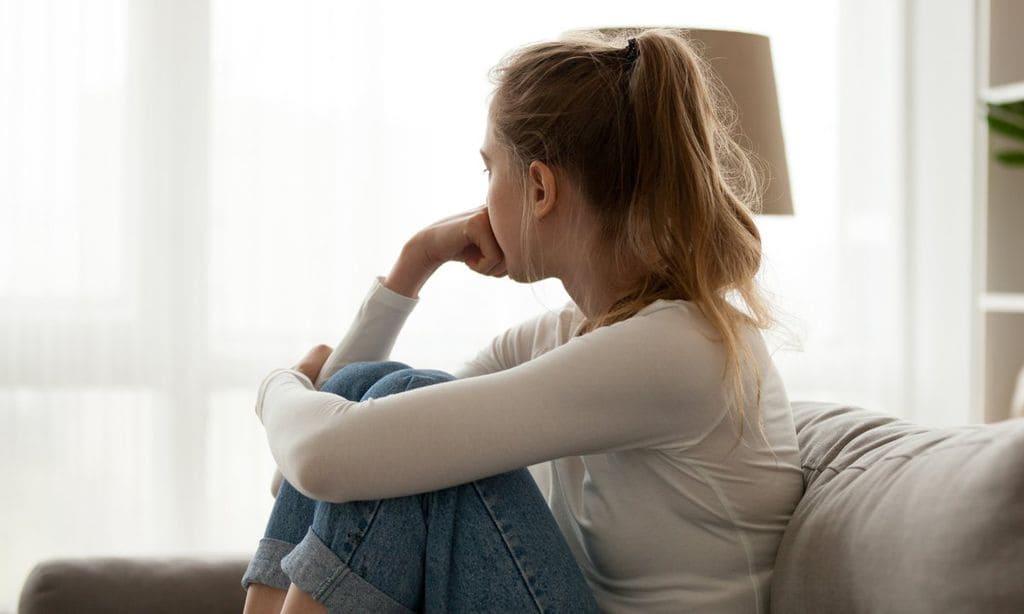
[528, 160, 558, 221]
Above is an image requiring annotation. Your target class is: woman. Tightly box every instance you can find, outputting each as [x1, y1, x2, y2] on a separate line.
[242, 29, 803, 614]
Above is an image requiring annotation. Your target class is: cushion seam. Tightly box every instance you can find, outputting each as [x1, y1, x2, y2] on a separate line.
[800, 437, 1008, 473]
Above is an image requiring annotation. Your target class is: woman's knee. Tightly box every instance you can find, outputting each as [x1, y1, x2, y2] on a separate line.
[362, 368, 456, 400]
[311, 494, 425, 561]
[318, 360, 412, 398]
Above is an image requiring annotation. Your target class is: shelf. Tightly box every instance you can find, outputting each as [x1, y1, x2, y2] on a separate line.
[983, 81, 1024, 105]
[980, 293, 1024, 313]
[976, 0, 1024, 425]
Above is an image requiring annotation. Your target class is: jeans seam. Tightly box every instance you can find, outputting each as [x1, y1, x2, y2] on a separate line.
[471, 479, 544, 613]
[313, 557, 348, 602]
[287, 527, 413, 613]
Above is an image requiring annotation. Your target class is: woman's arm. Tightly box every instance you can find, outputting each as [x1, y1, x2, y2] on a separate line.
[269, 206, 507, 496]
[269, 243, 433, 496]
[315, 205, 505, 389]
[312, 245, 431, 390]
[451, 299, 579, 379]
[257, 305, 731, 504]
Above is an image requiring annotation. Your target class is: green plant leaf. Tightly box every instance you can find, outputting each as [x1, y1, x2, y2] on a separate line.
[987, 114, 1024, 142]
[989, 100, 1024, 117]
[987, 101, 1024, 126]
[1003, 101, 1024, 116]
[985, 102, 1024, 166]
[995, 150, 1024, 165]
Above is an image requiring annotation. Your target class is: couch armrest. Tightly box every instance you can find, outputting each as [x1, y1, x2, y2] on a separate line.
[775, 402, 1024, 613]
[18, 556, 250, 614]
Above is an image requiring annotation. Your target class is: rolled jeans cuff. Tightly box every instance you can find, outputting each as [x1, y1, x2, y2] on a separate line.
[241, 537, 296, 591]
[281, 526, 414, 613]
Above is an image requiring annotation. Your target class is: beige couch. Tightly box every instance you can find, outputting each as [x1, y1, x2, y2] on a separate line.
[18, 401, 1024, 613]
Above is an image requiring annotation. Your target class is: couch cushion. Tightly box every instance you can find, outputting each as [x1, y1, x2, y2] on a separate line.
[771, 401, 1024, 614]
[18, 556, 249, 614]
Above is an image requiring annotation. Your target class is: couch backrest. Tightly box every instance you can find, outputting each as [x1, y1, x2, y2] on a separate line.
[771, 401, 1024, 614]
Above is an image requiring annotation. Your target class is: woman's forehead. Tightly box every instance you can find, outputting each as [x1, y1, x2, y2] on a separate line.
[480, 123, 498, 155]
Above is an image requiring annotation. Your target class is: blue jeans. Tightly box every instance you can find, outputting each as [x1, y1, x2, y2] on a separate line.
[242, 360, 600, 613]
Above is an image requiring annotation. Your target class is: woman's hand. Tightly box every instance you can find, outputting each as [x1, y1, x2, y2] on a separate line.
[383, 204, 508, 300]
[291, 344, 332, 384]
[414, 204, 507, 277]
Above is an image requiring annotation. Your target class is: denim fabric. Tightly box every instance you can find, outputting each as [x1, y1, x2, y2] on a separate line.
[242, 360, 599, 613]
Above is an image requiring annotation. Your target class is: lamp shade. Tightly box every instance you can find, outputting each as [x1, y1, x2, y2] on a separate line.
[561, 27, 793, 216]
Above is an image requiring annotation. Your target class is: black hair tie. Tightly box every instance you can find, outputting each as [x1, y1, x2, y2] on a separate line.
[625, 37, 640, 64]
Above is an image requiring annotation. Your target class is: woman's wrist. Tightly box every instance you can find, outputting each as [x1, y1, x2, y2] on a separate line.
[382, 236, 440, 299]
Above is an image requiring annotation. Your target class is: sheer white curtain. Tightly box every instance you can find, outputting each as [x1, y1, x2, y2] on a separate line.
[2, 0, 916, 608]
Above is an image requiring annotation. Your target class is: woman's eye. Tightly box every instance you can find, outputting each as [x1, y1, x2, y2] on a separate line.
[481, 168, 490, 177]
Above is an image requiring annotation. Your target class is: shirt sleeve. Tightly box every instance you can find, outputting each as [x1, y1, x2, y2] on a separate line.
[313, 275, 420, 389]
[451, 300, 576, 379]
[255, 306, 730, 504]
[270, 274, 418, 497]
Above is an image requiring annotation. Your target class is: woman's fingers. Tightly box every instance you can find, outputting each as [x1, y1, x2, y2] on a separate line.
[292, 344, 333, 383]
[468, 209, 504, 274]
[417, 204, 506, 278]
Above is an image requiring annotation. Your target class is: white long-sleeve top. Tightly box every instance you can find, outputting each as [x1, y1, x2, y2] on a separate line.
[255, 275, 804, 613]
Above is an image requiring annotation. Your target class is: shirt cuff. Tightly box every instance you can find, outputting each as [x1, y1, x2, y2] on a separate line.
[370, 275, 420, 312]
[255, 367, 314, 422]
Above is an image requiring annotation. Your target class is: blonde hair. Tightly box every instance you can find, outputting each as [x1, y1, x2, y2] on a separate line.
[486, 28, 781, 455]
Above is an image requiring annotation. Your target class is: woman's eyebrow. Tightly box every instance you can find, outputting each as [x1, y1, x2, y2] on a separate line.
[479, 149, 490, 163]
